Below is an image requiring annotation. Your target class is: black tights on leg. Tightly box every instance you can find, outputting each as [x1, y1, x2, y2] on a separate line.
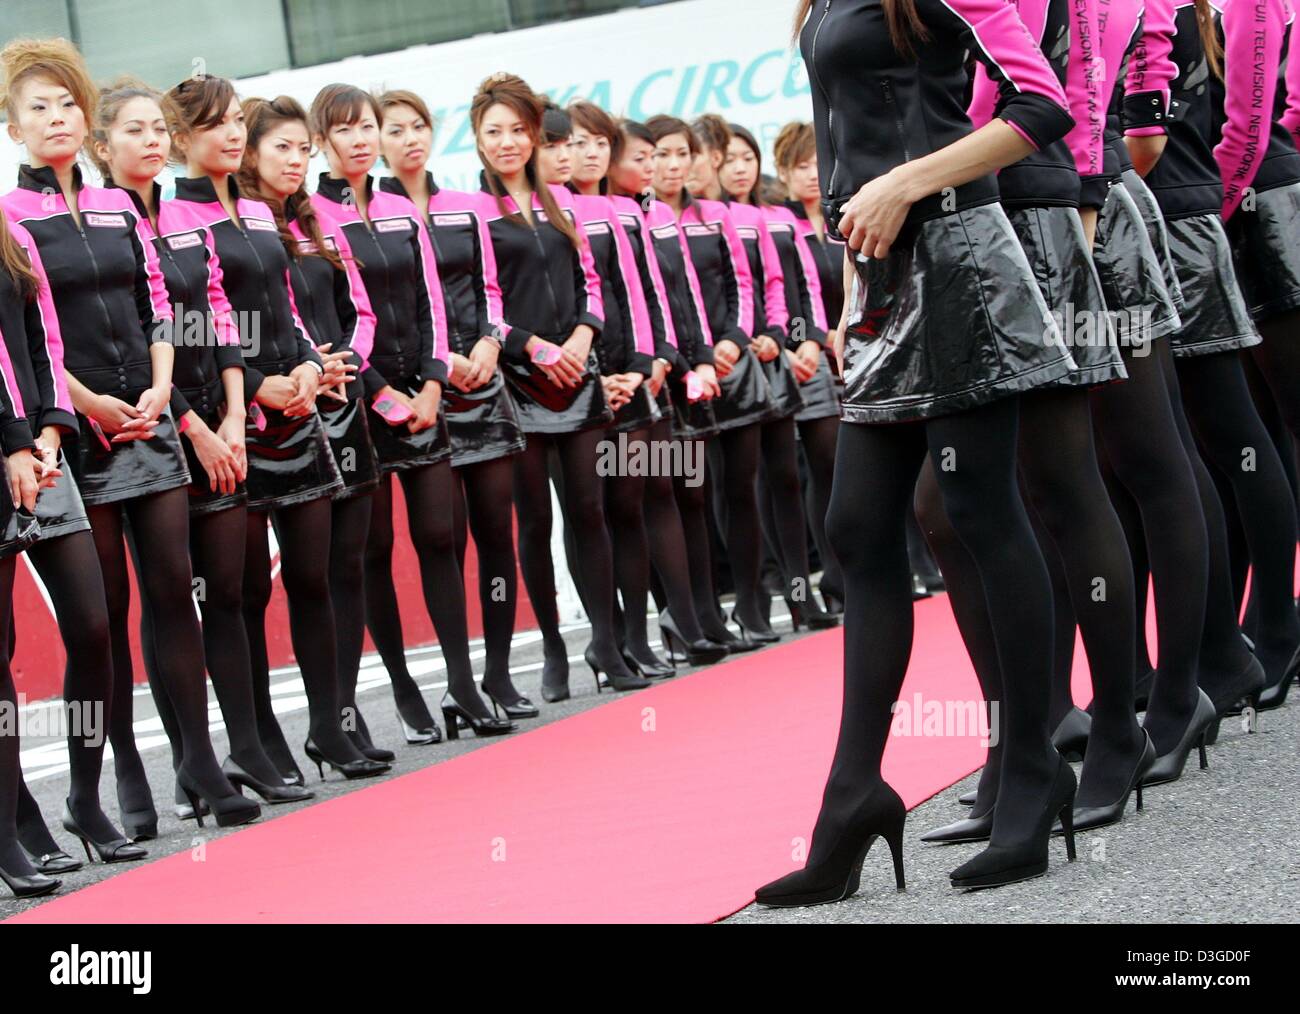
[798, 415, 842, 602]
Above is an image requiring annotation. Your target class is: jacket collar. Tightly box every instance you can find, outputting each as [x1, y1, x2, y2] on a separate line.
[173, 174, 239, 204]
[101, 177, 162, 220]
[17, 162, 84, 194]
[317, 172, 372, 205]
[379, 170, 437, 202]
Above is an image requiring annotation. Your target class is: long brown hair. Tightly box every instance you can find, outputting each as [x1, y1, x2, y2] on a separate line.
[89, 76, 164, 181]
[239, 95, 346, 272]
[791, 0, 929, 58]
[161, 74, 237, 166]
[469, 73, 580, 249]
[0, 207, 40, 301]
[1194, 0, 1223, 79]
[0, 36, 97, 130]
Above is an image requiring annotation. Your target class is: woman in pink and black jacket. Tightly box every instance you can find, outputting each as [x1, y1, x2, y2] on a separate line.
[310, 84, 512, 741]
[375, 88, 526, 727]
[759, 0, 1080, 904]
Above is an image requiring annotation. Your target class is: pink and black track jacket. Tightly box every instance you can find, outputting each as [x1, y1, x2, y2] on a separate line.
[0, 213, 71, 451]
[762, 204, 829, 347]
[785, 200, 846, 335]
[169, 175, 320, 404]
[1210, 0, 1300, 218]
[644, 199, 714, 370]
[968, 0, 1091, 206]
[611, 193, 682, 370]
[379, 172, 507, 360]
[571, 192, 655, 376]
[312, 174, 448, 395]
[726, 200, 788, 343]
[676, 195, 754, 350]
[476, 178, 604, 357]
[800, 0, 1074, 230]
[105, 180, 244, 422]
[285, 193, 377, 403]
[1283, 6, 1300, 145]
[1, 163, 173, 405]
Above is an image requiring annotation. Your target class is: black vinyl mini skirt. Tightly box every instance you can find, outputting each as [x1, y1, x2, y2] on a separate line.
[1164, 213, 1261, 359]
[0, 462, 41, 560]
[1121, 169, 1187, 320]
[610, 383, 662, 433]
[660, 378, 718, 440]
[1228, 181, 1300, 322]
[712, 346, 777, 431]
[31, 451, 90, 542]
[178, 385, 246, 517]
[840, 202, 1077, 424]
[1008, 205, 1127, 388]
[64, 395, 191, 507]
[444, 369, 527, 467]
[365, 374, 453, 474]
[1093, 178, 1182, 348]
[320, 396, 381, 499]
[793, 354, 841, 423]
[501, 346, 612, 436]
[245, 404, 343, 512]
[759, 353, 806, 420]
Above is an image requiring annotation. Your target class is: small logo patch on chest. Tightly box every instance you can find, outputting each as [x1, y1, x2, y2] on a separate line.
[375, 218, 412, 233]
[165, 232, 204, 251]
[83, 212, 127, 228]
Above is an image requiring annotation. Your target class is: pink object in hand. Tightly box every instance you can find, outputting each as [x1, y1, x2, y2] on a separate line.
[371, 392, 414, 424]
[684, 371, 705, 402]
[88, 418, 113, 451]
[531, 342, 563, 366]
[248, 403, 268, 432]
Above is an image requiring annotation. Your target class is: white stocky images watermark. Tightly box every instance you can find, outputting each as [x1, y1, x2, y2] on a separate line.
[595, 432, 704, 487]
[0, 695, 104, 747]
[49, 947, 152, 994]
[890, 693, 1000, 746]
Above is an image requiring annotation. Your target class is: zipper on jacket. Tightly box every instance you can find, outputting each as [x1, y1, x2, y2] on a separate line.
[229, 215, 289, 370]
[356, 213, 400, 367]
[881, 80, 913, 162]
[70, 214, 120, 370]
[526, 200, 564, 337]
[809, 0, 840, 198]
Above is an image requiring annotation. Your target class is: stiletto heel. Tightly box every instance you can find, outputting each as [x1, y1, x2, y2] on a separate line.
[785, 594, 840, 631]
[181, 787, 205, 830]
[396, 709, 443, 744]
[61, 800, 147, 865]
[1198, 731, 1208, 769]
[658, 610, 729, 665]
[440, 692, 514, 738]
[481, 687, 540, 720]
[1059, 801, 1076, 863]
[302, 739, 390, 781]
[221, 757, 315, 804]
[623, 646, 674, 680]
[731, 609, 779, 645]
[0, 863, 61, 899]
[1140, 690, 1217, 787]
[1060, 730, 1157, 832]
[584, 646, 651, 693]
[884, 822, 906, 890]
[175, 768, 262, 828]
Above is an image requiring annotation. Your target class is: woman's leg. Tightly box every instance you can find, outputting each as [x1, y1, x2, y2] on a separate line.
[511, 436, 569, 694]
[603, 426, 660, 662]
[241, 511, 296, 776]
[798, 415, 842, 604]
[330, 491, 380, 736]
[0, 556, 42, 877]
[672, 437, 732, 642]
[643, 418, 708, 644]
[716, 422, 768, 631]
[461, 457, 522, 701]
[759, 415, 820, 613]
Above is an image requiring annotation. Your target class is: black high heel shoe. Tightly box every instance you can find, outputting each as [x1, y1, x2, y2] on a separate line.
[396, 708, 444, 744]
[303, 738, 390, 781]
[21, 846, 82, 875]
[949, 758, 1077, 890]
[920, 806, 995, 844]
[221, 756, 315, 805]
[116, 784, 158, 843]
[348, 710, 396, 763]
[784, 594, 841, 631]
[658, 610, 729, 666]
[441, 691, 514, 739]
[957, 789, 977, 807]
[731, 610, 779, 646]
[176, 768, 262, 829]
[820, 586, 845, 616]
[1204, 655, 1266, 745]
[585, 646, 652, 693]
[1257, 642, 1300, 711]
[1059, 730, 1157, 832]
[1139, 690, 1216, 787]
[278, 761, 306, 788]
[175, 779, 209, 822]
[622, 645, 675, 680]
[753, 785, 907, 907]
[61, 800, 148, 864]
[0, 863, 60, 899]
[1051, 707, 1091, 762]
[540, 644, 571, 703]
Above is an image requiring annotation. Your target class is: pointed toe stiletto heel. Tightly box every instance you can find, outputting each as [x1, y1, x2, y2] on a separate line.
[481, 681, 540, 720]
[396, 709, 444, 744]
[440, 691, 515, 739]
[820, 587, 845, 616]
[785, 595, 841, 631]
[302, 739, 390, 781]
[958, 789, 977, 807]
[623, 646, 675, 680]
[175, 779, 209, 822]
[221, 757, 315, 805]
[1051, 707, 1092, 762]
[949, 759, 1077, 891]
[539, 647, 571, 703]
[1139, 690, 1217, 788]
[585, 647, 651, 693]
[1058, 731, 1157, 833]
[658, 611, 729, 666]
[61, 801, 148, 865]
[754, 787, 907, 907]
[21, 847, 83, 876]
[731, 610, 779, 646]
[176, 769, 262, 829]
[920, 807, 995, 845]
[0, 865, 61, 899]
[1210, 655, 1266, 724]
[1257, 643, 1300, 711]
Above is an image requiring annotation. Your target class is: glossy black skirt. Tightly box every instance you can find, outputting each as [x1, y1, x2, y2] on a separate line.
[245, 405, 343, 512]
[31, 451, 91, 541]
[1094, 177, 1182, 348]
[501, 349, 612, 435]
[840, 202, 1077, 424]
[660, 380, 718, 440]
[64, 404, 191, 507]
[610, 384, 662, 433]
[320, 396, 381, 500]
[1164, 213, 1261, 359]
[759, 353, 805, 419]
[712, 346, 777, 432]
[1121, 169, 1187, 319]
[443, 370, 527, 467]
[0, 462, 41, 560]
[1228, 181, 1300, 322]
[1008, 205, 1127, 388]
[180, 400, 247, 518]
[365, 375, 453, 474]
[793, 354, 841, 422]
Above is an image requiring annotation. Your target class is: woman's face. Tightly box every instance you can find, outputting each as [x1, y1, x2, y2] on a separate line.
[100, 95, 169, 183]
[610, 135, 655, 196]
[477, 101, 534, 178]
[780, 152, 821, 204]
[719, 136, 759, 202]
[251, 117, 310, 198]
[537, 133, 574, 186]
[322, 105, 379, 178]
[570, 125, 610, 189]
[184, 95, 246, 175]
[379, 101, 431, 175]
[686, 145, 720, 197]
[652, 132, 693, 200]
[6, 74, 86, 166]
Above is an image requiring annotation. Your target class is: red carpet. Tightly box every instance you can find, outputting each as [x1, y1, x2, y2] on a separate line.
[8, 594, 1097, 924]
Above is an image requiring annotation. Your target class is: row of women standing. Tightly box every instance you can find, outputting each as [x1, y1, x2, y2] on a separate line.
[757, 0, 1300, 905]
[0, 30, 853, 898]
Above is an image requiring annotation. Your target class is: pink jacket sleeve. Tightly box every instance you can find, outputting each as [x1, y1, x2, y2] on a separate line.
[1123, 0, 1180, 134]
[332, 220, 378, 373]
[607, 203, 657, 361]
[471, 195, 507, 340]
[1068, 0, 1107, 186]
[756, 214, 789, 338]
[966, 0, 1052, 131]
[1283, 5, 1300, 145]
[714, 202, 755, 344]
[12, 221, 75, 430]
[1214, 0, 1289, 218]
[553, 186, 605, 334]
